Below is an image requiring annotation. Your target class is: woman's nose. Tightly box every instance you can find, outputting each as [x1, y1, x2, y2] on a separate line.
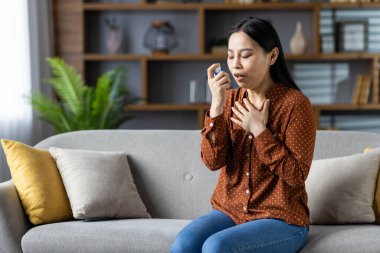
[232, 58, 242, 69]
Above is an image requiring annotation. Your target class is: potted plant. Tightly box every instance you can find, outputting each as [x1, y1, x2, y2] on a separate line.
[30, 57, 137, 133]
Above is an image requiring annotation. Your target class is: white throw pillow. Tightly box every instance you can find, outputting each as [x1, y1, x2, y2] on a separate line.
[49, 147, 151, 220]
[306, 148, 380, 224]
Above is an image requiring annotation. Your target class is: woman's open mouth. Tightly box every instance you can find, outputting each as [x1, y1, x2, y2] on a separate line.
[234, 73, 245, 82]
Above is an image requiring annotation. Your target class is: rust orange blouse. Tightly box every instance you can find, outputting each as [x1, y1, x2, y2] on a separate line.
[201, 84, 316, 228]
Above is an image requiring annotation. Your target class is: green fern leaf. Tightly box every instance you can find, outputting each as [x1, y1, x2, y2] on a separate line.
[108, 66, 128, 101]
[30, 92, 73, 133]
[92, 73, 112, 124]
[29, 58, 136, 133]
[46, 57, 87, 118]
[83, 88, 95, 129]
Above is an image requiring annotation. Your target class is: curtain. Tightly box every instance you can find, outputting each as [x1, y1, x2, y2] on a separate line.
[0, 0, 53, 182]
[0, 0, 33, 182]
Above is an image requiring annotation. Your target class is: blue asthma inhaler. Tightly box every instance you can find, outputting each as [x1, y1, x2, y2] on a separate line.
[214, 66, 223, 77]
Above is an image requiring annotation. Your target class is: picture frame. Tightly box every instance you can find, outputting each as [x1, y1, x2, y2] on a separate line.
[336, 21, 368, 52]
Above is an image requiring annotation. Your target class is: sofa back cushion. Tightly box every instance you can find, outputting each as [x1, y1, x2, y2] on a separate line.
[306, 149, 380, 224]
[34, 130, 380, 220]
[49, 147, 151, 220]
[35, 130, 217, 220]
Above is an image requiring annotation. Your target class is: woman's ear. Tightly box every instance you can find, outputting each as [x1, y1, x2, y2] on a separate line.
[269, 47, 279, 65]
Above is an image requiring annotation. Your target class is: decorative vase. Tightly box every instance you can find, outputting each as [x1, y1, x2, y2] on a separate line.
[240, 0, 254, 3]
[106, 28, 122, 54]
[290, 21, 307, 54]
[143, 20, 178, 54]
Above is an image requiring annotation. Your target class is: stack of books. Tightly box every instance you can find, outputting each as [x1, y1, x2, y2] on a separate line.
[351, 74, 377, 104]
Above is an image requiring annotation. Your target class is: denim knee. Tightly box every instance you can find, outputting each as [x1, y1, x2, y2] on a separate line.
[170, 230, 200, 253]
[202, 234, 231, 253]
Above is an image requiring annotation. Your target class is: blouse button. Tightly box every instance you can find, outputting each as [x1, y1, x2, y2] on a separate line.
[273, 133, 278, 138]
[245, 189, 250, 194]
[185, 174, 193, 181]
[246, 172, 250, 176]
[246, 153, 250, 157]
[248, 135, 253, 139]
[209, 122, 214, 127]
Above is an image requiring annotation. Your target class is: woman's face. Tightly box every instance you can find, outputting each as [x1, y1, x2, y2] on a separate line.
[227, 31, 274, 90]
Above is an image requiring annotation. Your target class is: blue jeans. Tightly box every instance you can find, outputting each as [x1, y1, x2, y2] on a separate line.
[170, 209, 308, 253]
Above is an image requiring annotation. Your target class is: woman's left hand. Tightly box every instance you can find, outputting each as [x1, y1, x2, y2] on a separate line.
[231, 98, 270, 137]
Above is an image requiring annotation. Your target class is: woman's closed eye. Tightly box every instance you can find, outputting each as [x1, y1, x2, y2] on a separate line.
[228, 55, 251, 60]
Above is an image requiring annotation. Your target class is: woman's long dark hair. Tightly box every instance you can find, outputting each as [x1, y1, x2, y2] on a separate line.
[229, 17, 300, 91]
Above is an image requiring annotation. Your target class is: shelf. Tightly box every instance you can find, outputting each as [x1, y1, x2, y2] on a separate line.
[84, 54, 144, 61]
[320, 2, 380, 9]
[83, 2, 380, 11]
[286, 53, 380, 61]
[83, 3, 200, 11]
[84, 53, 380, 62]
[83, 2, 316, 11]
[314, 104, 380, 127]
[125, 103, 380, 112]
[199, 2, 317, 10]
[125, 103, 210, 111]
[84, 54, 224, 61]
[124, 103, 380, 130]
[313, 104, 380, 111]
[124, 103, 211, 128]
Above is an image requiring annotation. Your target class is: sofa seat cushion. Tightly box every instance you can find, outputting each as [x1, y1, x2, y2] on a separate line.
[22, 219, 380, 253]
[21, 219, 191, 253]
[301, 225, 380, 253]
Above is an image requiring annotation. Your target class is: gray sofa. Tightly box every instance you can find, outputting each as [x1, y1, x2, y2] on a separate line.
[1, 130, 380, 253]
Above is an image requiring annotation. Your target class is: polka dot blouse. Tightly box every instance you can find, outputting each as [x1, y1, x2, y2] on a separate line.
[201, 84, 317, 228]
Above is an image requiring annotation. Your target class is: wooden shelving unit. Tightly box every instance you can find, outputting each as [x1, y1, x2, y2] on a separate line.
[82, 2, 380, 11]
[53, 0, 380, 129]
[313, 104, 380, 129]
[83, 52, 380, 61]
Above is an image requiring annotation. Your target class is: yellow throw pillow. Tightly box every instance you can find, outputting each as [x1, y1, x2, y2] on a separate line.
[1, 139, 73, 225]
[364, 147, 380, 224]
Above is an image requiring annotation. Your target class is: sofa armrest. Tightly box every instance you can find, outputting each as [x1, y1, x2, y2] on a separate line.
[0, 180, 31, 253]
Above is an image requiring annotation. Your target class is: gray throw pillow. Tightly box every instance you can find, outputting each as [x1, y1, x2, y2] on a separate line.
[306, 148, 380, 224]
[49, 147, 151, 220]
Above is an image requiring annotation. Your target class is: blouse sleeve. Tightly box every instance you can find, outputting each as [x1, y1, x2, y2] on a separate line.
[253, 95, 316, 187]
[200, 93, 231, 171]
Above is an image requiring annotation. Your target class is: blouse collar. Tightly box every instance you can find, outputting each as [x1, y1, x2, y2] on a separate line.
[243, 84, 288, 103]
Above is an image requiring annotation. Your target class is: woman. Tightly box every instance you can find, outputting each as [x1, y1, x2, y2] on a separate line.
[170, 17, 316, 253]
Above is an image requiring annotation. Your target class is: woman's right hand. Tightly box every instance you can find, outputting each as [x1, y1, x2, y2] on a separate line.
[207, 63, 231, 118]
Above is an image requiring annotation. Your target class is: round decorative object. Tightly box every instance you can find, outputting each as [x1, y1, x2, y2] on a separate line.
[143, 20, 178, 54]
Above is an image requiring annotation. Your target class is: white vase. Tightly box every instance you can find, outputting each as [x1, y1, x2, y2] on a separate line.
[106, 28, 122, 54]
[290, 21, 307, 54]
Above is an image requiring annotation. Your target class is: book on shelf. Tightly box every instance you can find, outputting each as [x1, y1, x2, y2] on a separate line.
[352, 74, 363, 105]
[372, 74, 379, 104]
[352, 74, 372, 105]
[360, 75, 372, 104]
